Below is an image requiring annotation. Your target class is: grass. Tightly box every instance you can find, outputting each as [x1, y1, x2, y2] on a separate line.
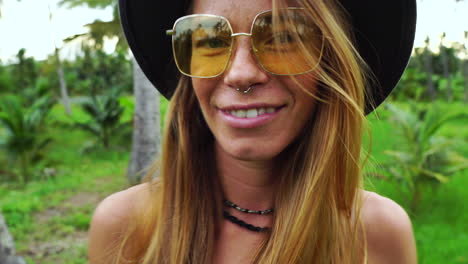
[364, 102, 468, 264]
[0, 101, 131, 263]
[0, 98, 467, 263]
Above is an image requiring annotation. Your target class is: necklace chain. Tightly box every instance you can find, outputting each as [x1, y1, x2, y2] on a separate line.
[223, 211, 270, 232]
[223, 199, 274, 215]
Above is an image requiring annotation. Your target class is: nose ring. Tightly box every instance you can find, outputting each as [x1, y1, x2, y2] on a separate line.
[236, 86, 253, 94]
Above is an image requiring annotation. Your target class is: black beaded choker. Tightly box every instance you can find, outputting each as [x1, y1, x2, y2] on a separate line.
[222, 199, 273, 232]
[223, 211, 270, 232]
[223, 199, 274, 215]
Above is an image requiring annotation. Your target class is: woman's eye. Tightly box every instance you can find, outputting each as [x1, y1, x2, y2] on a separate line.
[196, 37, 230, 48]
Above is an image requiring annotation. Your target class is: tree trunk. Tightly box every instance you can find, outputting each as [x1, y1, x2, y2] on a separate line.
[464, 32, 468, 104]
[464, 59, 468, 104]
[55, 48, 72, 115]
[440, 34, 452, 101]
[424, 38, 436, 101]
[127, 57, 161, 185]
[0, 214, 26, 264]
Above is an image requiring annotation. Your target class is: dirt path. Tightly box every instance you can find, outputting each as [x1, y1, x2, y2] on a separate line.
[18, 176, 124, 264]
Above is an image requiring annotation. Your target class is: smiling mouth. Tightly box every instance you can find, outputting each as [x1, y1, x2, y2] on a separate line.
[222, 106, 283, 118]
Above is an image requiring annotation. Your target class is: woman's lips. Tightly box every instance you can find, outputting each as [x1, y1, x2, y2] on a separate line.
[218, 105, 285, 129]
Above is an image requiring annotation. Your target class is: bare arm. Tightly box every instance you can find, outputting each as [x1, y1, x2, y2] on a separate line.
[362, 192, 417, 264]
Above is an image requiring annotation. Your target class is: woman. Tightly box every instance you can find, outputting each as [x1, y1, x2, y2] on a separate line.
[89, 0, 418, 263]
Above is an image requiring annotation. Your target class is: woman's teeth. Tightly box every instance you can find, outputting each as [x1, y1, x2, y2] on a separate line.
[227, 107, 276, 118]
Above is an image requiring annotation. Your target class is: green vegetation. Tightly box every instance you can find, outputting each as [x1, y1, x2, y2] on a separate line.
[0, 98, 466, 263]
[377, 103, 468, 212]
[74, 87, 129, 150]
[0, 95, 54, 184]
[0, 27, 466, 262]
[0, 103, 130, 264]
[365, 102, 468, 264]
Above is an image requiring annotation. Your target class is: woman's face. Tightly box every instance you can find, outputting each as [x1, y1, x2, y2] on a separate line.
[192, 0, 318, 162]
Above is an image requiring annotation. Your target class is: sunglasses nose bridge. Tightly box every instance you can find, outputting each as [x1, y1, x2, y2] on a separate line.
[230, 32, 254, 52]
[223, 32, 269, 90]
[228, 32, 257, 64]
[231, 32, 252, 37]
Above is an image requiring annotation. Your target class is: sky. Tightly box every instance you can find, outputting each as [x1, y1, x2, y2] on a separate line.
[0, 0, 113, 62]
[0, 0, 467, 62]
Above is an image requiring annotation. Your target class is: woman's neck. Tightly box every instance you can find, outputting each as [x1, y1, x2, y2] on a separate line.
[215, 144, 277, 210]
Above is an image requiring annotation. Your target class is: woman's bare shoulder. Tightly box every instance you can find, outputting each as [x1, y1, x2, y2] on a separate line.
[361, 191, 417, 264]
[88, 183, 151, 263]
[92, 183, 150, 222]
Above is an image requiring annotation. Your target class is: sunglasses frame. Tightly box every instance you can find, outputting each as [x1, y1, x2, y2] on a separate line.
[166, 7, 322, 78]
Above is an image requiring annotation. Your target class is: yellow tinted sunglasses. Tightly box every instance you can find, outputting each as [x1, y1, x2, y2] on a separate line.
[166, 8, 323, 78]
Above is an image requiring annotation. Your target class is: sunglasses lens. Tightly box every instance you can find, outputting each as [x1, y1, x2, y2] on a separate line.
[252, 9, 322, 75]
[173, 16, 232, 77]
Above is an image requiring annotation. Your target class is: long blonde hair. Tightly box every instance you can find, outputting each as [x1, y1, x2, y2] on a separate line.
[115, 0, 370, 263]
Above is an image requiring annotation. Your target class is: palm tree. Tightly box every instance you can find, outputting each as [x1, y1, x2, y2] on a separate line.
[439, 33, 453, 101]
[383, 103, 468, 212]
[0, 3, 27, 263]
[424, 37, 436, 100]
[59, 0, 161, 184]
[48, 6, 72, 115]
[463, 31, 468, 103]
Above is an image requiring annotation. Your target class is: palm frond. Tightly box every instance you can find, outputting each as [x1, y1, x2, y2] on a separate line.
[385, 103, 419, 145]
[74, 122, 101, 137]
[420, 110, 468, 144]
[419, 168, 449, 183]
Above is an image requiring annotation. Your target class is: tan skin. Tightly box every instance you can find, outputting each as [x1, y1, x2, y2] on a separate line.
[89, 187, 417, 263]
[89, 0, 417, 263]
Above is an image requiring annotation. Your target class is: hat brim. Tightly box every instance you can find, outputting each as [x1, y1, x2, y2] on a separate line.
[119, 0, 416, 114]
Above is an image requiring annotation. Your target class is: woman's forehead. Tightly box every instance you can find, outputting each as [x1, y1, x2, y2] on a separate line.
[192, 0, 301, 15]
[193, 0, 272, 15]
[192, 0, 301, 30]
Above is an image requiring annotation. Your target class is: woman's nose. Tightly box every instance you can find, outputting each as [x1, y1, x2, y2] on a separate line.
[223, 38, 269, 90]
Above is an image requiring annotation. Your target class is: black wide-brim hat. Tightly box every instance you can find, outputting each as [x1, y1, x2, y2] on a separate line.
[119, 0, 416, 114]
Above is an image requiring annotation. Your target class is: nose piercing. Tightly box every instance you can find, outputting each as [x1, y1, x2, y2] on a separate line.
[236, 86, 253, 94]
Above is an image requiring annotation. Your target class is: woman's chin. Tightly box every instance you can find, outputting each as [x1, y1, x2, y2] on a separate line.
[217, 142, 283, 163]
